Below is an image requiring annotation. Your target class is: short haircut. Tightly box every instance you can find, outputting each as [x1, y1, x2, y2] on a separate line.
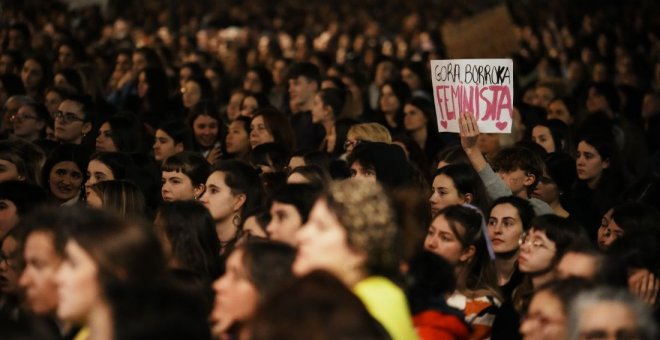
[270, 183, 322, 224]
[61, 93, 96, 122]
[161, 151, 212, 188]
[158, 120, 194, 150]
[286, 62, 321, 86]
[0, 181, 49, 217]
[492, 146, 544, 195]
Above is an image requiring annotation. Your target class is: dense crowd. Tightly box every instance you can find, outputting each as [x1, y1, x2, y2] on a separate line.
[1, 0, 660, 339]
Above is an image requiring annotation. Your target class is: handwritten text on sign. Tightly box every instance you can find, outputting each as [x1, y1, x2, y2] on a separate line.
[430, 59, 513, 133]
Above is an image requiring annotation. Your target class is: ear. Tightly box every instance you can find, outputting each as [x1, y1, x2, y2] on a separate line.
[462, 193, 474, 205]
[232, 193, 247, 212]
[82, 122, 92, 135]
[602, 158, 610, 170]
[459, 245, 476, 263]
[174, 142, 184, 153]
[523, 173, 536, 187]
[193, 183, 205, 199]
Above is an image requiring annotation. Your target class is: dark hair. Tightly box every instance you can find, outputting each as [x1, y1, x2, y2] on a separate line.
[435, 145, 470, 168]
[103, 115, 143, 153]
[348, 141, 416, 190]
[157, 120, 194, 150]
[610, 202, 660, 235]
[492, 146, 544, 196]
[433, 163, 491, 214]
[252, 108, 296, 152]
[61, 93, 96, 122]
[436, 205, 501, 300]
[0, 74, 25, 97]
[89, 180, 146, 218]
[213, 160, 263, 218]
[250, 142, 291, 173]
[185, 76, 215, 106]
[188, 101, 223, 150]
[543, 152, 576, 195]
[529, 214, 589, 265]
[133, 47, 162, 70]
[156, 200, 222, 280]
[535, 277, 594, 315]
[588, 81, 620, 112]
[0, 140, 36, 184]
[406, 250, 457, 314]
[241, 91, 273, 114]
[317, 88, 347, 119]
[61, 206, 166, 286]
[240, 240, 296, 299]
[487, 196, 536, 231]
[55, 68, 84, 94]
[404, 96, 437, 133]
[0, 181, 49, 217]
[89, 151, 135, 179]
[286, 62, 321, 86]
[287, 164, 331, 189]
[250, 270, 386, 340]
[532, 119, 570, 153]
[270, 184, 322, 224]
[140, 67, 171, 113]
[379, 80, 411, 125]
[161, 151, 212, 189]
[17, 207, 66, 257]
[41, 144, 88, 196]
[246, 66, 274, 94]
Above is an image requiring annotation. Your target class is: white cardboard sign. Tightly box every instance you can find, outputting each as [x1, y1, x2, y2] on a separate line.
[430, 59, 513, 133]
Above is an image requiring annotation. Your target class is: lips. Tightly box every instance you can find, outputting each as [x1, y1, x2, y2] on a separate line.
[492, 238, 504, 245]
[518, 255, 527, 264]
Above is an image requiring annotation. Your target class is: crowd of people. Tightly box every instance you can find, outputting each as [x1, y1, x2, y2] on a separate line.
[1, 0, 660, 339]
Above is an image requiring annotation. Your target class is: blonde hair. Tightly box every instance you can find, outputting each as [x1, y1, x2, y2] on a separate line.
[347, 123, 392, 144]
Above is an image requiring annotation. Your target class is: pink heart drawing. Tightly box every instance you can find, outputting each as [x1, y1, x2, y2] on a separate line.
[440, 120, 448, 129]
[495, 121, 508, 131]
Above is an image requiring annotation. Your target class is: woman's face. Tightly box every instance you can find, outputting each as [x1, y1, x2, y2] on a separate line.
[488, 203, 525, 254]
[403, 104, 428, 132]
[200, 171, 242, 222]
[519, 290, 567, 340]
[56, 241, 101, 324]
[349, 161, 377, 183]
[21, 59, 44, 91]
[424, 214, 468, 266]
[227, 92, 245, 122]
[532, 125, 555, 153]
[293, 199, 364, 278]
[161, 171, 199, 202]
[225, 120, 250, 155]
[429, 174, 466, 216]
[86, 190, 103, 208]
[49, 161, 83, 203]
[95, 122, 118, 152]
[182, 80, 202, 108]
[518, 228, 556, 274]
[0, 159, 22, 182]
[379, 84, 400, 114]
[532, 169, 560, 205]
[153, 129, 181, 163]
[193, 114, 219, 149]
[249, 115, 274, 148]
[0, 235, 19, 295]
[576, 141, 609, 186]
[85, 160, 115, 198]
[45, 91, 63, 116]
[547, 100, 573, 125]
[597, 209, 622, 250]
[210, 249, 258, 337]
[239, 96, 259, 118]
[311, 93, 328, 124]
[13, 105, 44, 139]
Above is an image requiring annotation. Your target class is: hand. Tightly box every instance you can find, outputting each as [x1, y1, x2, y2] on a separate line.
[459, 111, 480, 152]
[628, 269, 659, 306]
[206, 146, 223, 165]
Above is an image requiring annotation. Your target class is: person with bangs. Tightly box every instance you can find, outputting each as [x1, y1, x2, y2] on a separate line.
[153, 120, 193, 165]
[161, 151, 211, 202]
[188, 101, 225, 164]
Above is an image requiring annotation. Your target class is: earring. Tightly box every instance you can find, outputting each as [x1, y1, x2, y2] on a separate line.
[232, 214, 242, 227]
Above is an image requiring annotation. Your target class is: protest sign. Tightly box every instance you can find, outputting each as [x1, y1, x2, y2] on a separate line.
[430, 59, 513, 133]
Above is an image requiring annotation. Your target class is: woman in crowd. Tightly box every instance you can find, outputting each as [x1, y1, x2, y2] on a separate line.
[597, 202, 660, 250]
[239, 91, 272, 118]
[86, 180, 146, 218]
[95, 115, 143, 153]
[200, 160, 263, 255]
[153, 120, 193, 165]
[428, 163, 490, 217]
[424, 204, 501, 339]
[311, 88, 346, 156]
[154, 200, 222, 285]
[533, 152, 576, 217]
[373, 80, 410, 135]
[491, 214, 589, 339]
[12, 100, 49, 143]
[188, 101, 224, 164]
[287, 164, 331, 188]
[181, 76, 214, 115]
[41, 144, 87, 206]
[403, 97, 443, 162]
[84, 151, 136, 201]
[224, 115, 252, 161]
[210, 241, 296, 339]
[293, 179, 418, 340]
[0, 140, 43, 184]
[530, 119, 571, 154]
[136, 67, 174, 134]
[249, 108, 295, 152]
[160, 151, 211, 202]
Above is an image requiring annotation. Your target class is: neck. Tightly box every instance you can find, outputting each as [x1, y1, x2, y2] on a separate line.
[550, 200, 570, 217]
[411, 128, 427, 148]
[341, 267, 367, 288]
[586, 176, 601, 190]
[495, 250, 519, 286]
[215, 215, 239, 244]
[322, 119, 335, 134]
[295, 100, 313, 113]
[531, 269, 556, 289]
[87, 301, 113, 340]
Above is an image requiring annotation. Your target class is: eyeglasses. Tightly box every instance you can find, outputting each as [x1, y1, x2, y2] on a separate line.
[344, 139, 361, 151]
[520, 313, 564, 328]
[54, 110, 85, 124]
[10, 113, 39, 123]
[579, 329, 641, 340]
[518, 232, 550, 249]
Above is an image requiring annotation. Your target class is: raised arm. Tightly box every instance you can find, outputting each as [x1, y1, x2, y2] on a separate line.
[459, 112, 488, 172]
